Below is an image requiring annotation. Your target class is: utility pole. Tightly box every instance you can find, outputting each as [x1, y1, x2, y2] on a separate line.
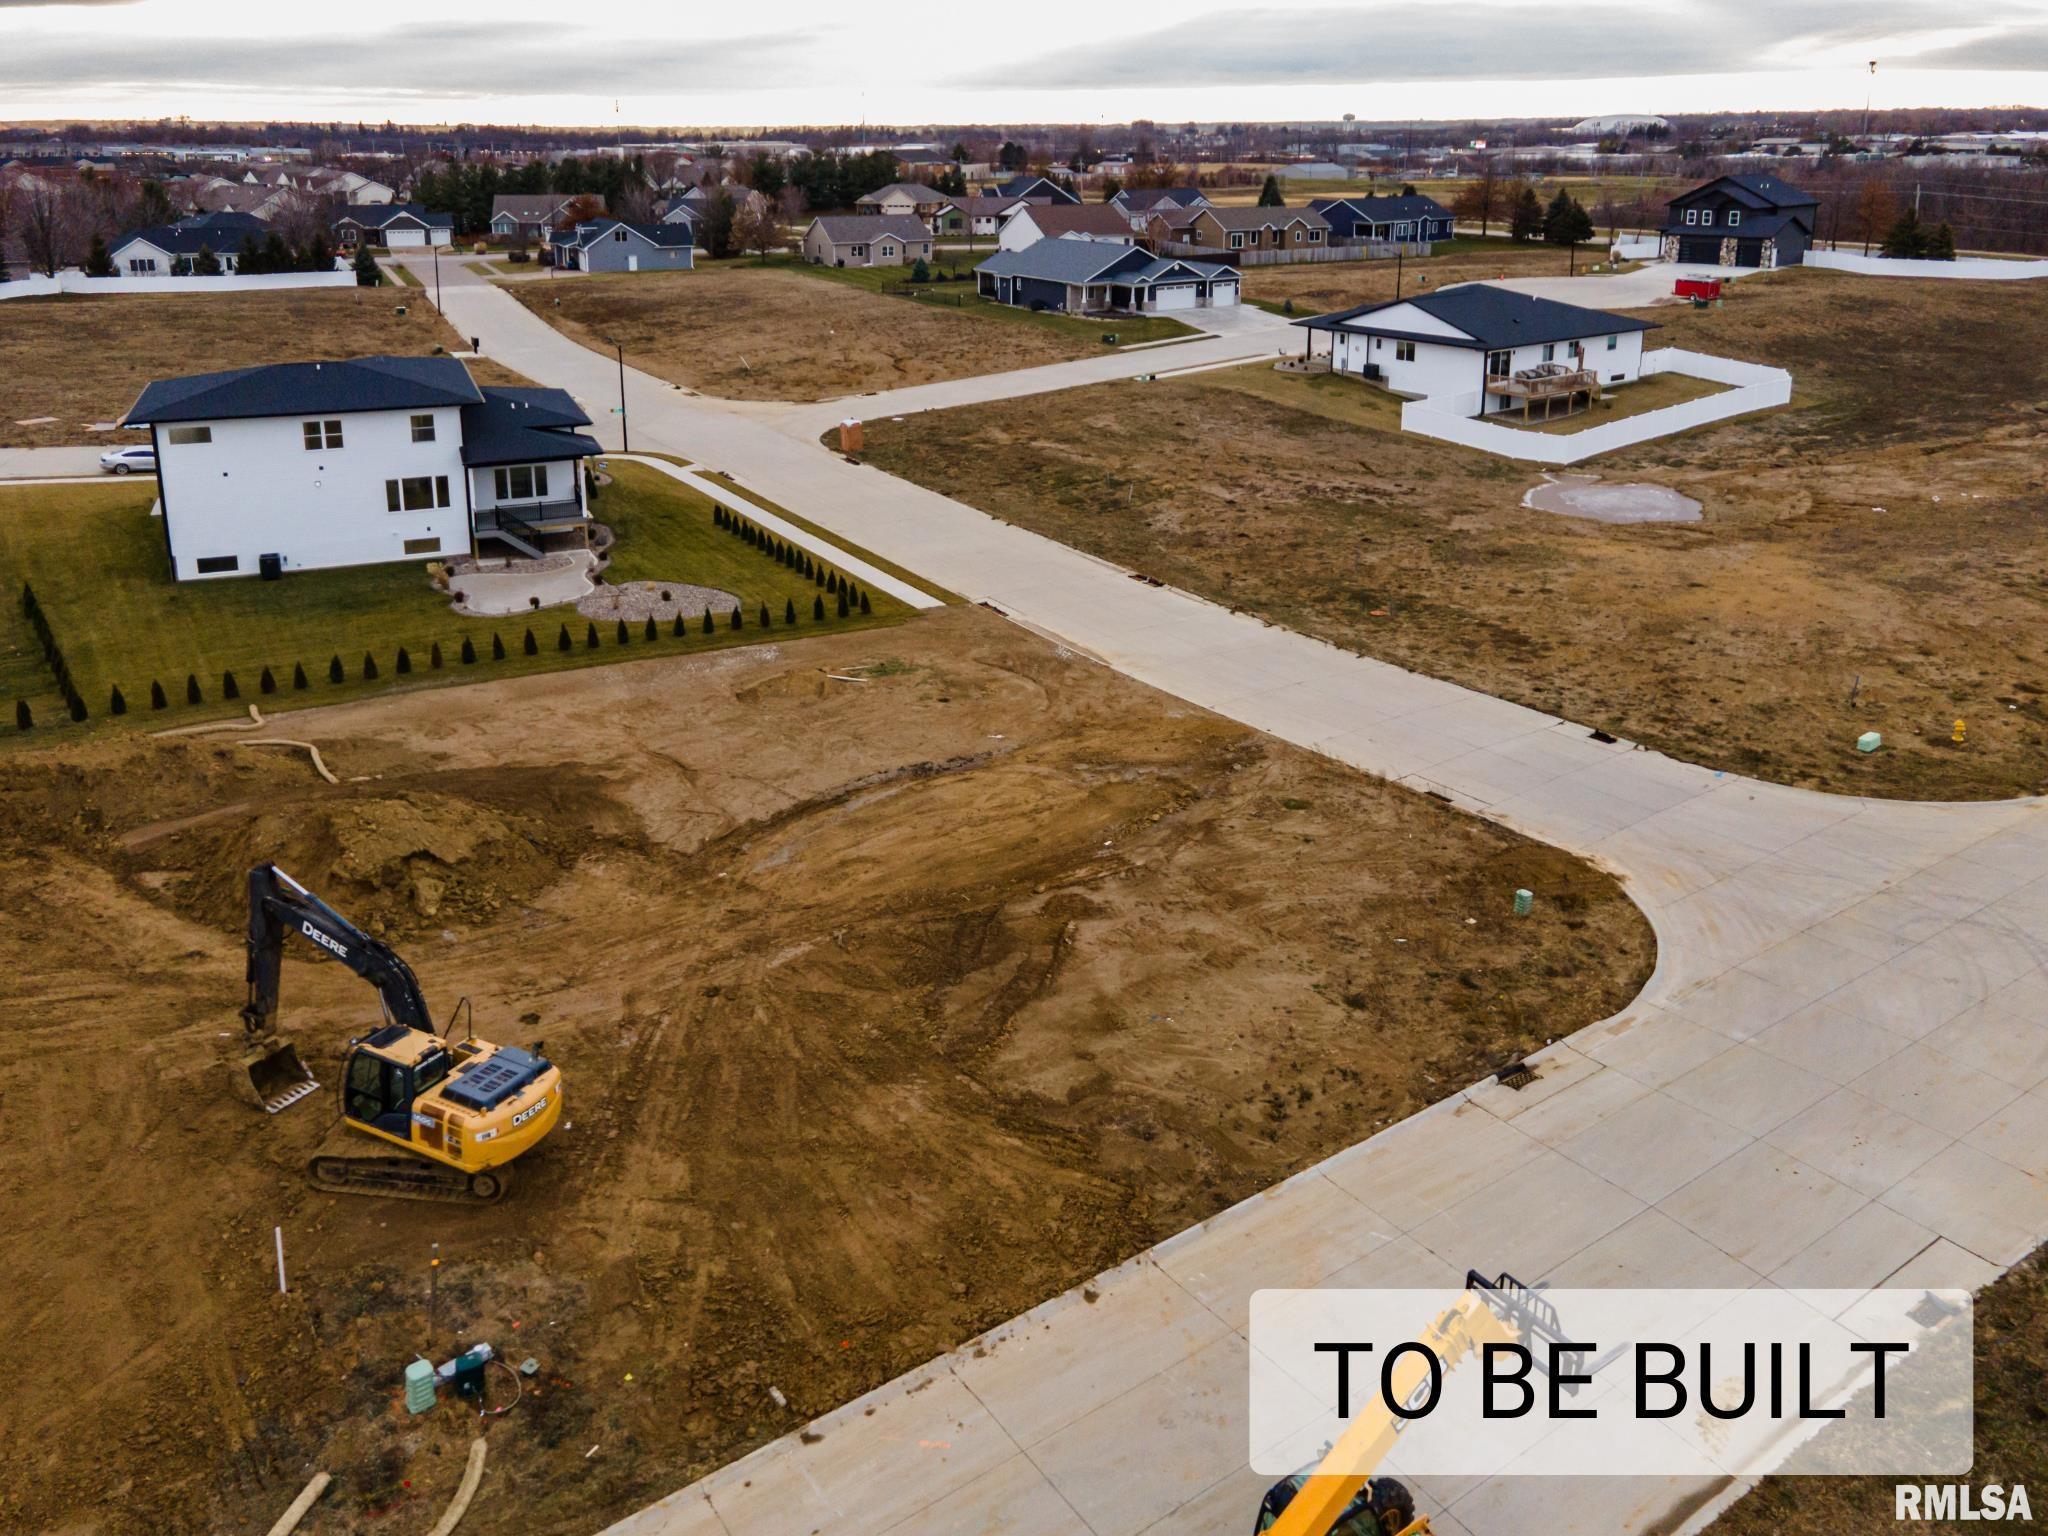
[616, 342, 629, 452]
[432, 243, 442, 312]
[1394, 246, 1403, 298]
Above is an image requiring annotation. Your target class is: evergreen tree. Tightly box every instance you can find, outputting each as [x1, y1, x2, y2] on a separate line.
[151, 680, 168, 710]
[911, 256, 931, 284]
[83, 234, 117, 277]
[1881, 207, 1928, 259]
[430, 642, 443, 669]
[1542, 190, 1595, 251]
[460, 637, 476, 664]
[1257, 174, 1284, 207]
[837, 590, 850, 617]
[362, 652, 379, 680]
[188, 673, 204, 703]
[397, 646, 413, 673]
[353, 244, 381, 286]
[491, 633, 506, 660]
[586, 622, 600, 648]
[525, 628, 540, 655]
[222, 670, 239, 699]
[260, 666, 276, 694]
[644, 616, 658, 641]
[193, 245, 222, 277]
[1509, 186, 1545, 243]
[68, 694, 86, 723]
[673, 613, 686, 637]
[616, 618, 630, 645]
[813, 594, 826, 620]
[1927, 220, 1957, 260]
[15, 699, 30, 731]
[860, 591, 872, 614]
[558, 624, 573, 651]
[703, 609, 714, 635]
[759, 602, 771, 627]
[109, 685, 126, 716]
[785, 598, 796, 624]
[293, 662, 308, 690]
[329, 655, 345, 683]
[730, 606, 742, 629]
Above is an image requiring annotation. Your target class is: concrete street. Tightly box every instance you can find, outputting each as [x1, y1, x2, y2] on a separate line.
[318, 261, 2048, 1533]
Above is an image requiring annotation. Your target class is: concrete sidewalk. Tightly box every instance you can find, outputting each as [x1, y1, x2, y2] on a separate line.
[0, 446, 115, 480]
[416, 276, 2048, 1536]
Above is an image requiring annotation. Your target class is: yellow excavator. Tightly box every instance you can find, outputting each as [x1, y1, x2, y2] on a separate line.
[1258, 1271, 1590, 1536]
[234, 863, 563, 1203]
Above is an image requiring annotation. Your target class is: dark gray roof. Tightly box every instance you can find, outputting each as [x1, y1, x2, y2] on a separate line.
[125, 355, 482, 426]
[976, 242, 1232, 285]
[809, 214, 932, 245]
[1115, 187, 1208, 210]
[1669, 174, 1818, 211]
[558, 217, 694, 249]
[335, 202, 454, 229]
[992, 174, 1079, 204]
[459, 387, 599, 467]
[1310, 193, 1452, 222]
[112, 210, 268, 256]
[1295, 284, 1657, 349]
[1204, 205, 1331, 231]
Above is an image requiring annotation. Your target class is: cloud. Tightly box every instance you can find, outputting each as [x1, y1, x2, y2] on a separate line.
[0, 20, 834, 99]
[982, 0, 2048, 87]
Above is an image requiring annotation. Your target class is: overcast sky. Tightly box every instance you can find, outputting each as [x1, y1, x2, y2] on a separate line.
[6, 0, 2046, 127]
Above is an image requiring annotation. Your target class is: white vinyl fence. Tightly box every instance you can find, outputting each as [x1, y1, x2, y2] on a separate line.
[1805, 250, 2048, 281]
[1611, 237, 1662, 260]
[1399, 349, 1791, 465]
[0, 267, 355, 301]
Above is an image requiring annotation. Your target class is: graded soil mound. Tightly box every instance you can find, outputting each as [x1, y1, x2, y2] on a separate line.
[0, 607, 1652, 1536]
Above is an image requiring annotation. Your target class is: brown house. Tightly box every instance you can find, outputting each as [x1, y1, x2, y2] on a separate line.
[1149, 204, 1331, 255]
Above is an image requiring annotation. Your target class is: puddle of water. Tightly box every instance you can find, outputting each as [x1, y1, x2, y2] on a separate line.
[1522, 473, 1701, 525]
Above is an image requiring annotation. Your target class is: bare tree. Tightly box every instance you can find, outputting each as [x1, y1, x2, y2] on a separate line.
[1452, 161, 1502, 237]
[19, 179, 80, 276]
[734, 200, 788, 263]
[1853, 180, 1897, 256]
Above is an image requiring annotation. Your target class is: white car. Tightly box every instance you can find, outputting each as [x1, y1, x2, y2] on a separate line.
[100, 444, 157, 475]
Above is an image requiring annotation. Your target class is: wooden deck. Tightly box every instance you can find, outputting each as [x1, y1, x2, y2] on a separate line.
[1485, 365, 1601, 421]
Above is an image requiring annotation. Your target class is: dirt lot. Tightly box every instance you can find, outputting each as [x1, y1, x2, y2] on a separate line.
[858, 270, 2048, 800]
[0, 290, 529, 448]
[1240, 240, 1625, 314]
[505, 263, 1116, 402]
[0, 605, 1651, 1536]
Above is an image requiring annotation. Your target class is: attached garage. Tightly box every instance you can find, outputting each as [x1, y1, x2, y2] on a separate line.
[1151, 282, 1200, 311]
[1675, 234, 1721, 264]
[386, 227, 427, 249]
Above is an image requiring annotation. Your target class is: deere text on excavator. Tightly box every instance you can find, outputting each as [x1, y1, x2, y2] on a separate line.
[235, 862, 563, 1203]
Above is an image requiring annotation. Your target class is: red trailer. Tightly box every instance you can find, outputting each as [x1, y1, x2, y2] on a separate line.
[1673, 275, 1723, 301]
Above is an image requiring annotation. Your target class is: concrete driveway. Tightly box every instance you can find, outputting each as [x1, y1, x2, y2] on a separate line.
[388, 275, 2048, 1536]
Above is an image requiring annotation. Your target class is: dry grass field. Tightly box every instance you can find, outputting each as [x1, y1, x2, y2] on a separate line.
[0, 289, 527, 448]
[1240, 239, 1629, 314]
[858, 269, 2048, 800]
[507, 263, 1139, 402]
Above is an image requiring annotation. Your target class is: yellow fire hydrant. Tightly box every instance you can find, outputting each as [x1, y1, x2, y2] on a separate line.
[1953, 719, 1967, 745]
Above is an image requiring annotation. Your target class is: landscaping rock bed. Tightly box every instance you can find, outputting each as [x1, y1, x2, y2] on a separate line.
[576, 579, 738, 623]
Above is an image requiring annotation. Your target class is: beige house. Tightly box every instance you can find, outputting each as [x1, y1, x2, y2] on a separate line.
[854, 182, 956, 226]
[802, 215, 935, 268]
[1149, 205, 1331, 256]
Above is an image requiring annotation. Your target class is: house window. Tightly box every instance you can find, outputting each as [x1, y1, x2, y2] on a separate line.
[195, 555, 239, 574]
[404, 537, 442, 555]
[492, 464, 551, 502]
[385, 475, 449, 512]
[127, 257, 158, 273]
[1229, 232, 1245, 250]
[410, 414, 436, 443]
[167, 426, 212, 445]
[1541, 343, 1556, 362]
[1727, 209, 1741, 227]
[1394, 222, 1411, 240]
[1606, 334, 1619, 351]
[613, 228, 628, 241]
[1395, 341, 1416, 363]
[1308, 229, 1323, 243]
[1684, 209, 1699, 226]
[1486, 350, 1512, 378]
[302, 419, 343, 450]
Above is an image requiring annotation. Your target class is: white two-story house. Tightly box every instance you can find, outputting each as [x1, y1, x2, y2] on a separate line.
[123, 356, 599, 580]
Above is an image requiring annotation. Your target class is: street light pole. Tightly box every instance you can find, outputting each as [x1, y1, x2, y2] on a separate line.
[616, 342, 629, 453]
[432, 243, 442, 312]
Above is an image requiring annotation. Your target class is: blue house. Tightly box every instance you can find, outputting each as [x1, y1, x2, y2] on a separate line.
[975, 240, 1240, 314]
[1661, 175, 1817, 268]
[1309, 194, 1454, 247]
[552, 219, 696, 273]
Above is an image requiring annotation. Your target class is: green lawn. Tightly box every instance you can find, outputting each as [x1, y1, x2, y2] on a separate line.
[780, 252, 1199, 347]
[0, 464, 911, 739]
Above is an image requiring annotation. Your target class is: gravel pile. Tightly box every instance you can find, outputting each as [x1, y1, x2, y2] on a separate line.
[576, 580, 739, 623]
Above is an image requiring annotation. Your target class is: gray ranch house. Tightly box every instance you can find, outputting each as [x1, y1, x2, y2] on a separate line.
[488, 194, 575, 243]
[551, 219, 696, 273]
[108, 211, 270, 274]
[333, 203, 454, 250]
[976, 240, 1241, 314]
[801, 215, 934, 268]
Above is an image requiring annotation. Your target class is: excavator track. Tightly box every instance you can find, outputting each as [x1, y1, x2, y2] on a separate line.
[307, 1153, 512, 1205]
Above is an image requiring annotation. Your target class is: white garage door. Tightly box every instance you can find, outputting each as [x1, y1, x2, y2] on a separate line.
[1207, 280, 1242, 308]
[386, 228, 426, 248]
[1152, 283, 1198, 311]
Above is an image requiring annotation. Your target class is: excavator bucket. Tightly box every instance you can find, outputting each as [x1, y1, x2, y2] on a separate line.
[236, 1033, 320, 1113]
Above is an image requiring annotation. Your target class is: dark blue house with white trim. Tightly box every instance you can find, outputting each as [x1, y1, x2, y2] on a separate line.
[1310, 194, 1454, 247]
[975, 240, 1239, 314]
[1661, 175, 1817, 268]
[551, 218, 696, 273]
